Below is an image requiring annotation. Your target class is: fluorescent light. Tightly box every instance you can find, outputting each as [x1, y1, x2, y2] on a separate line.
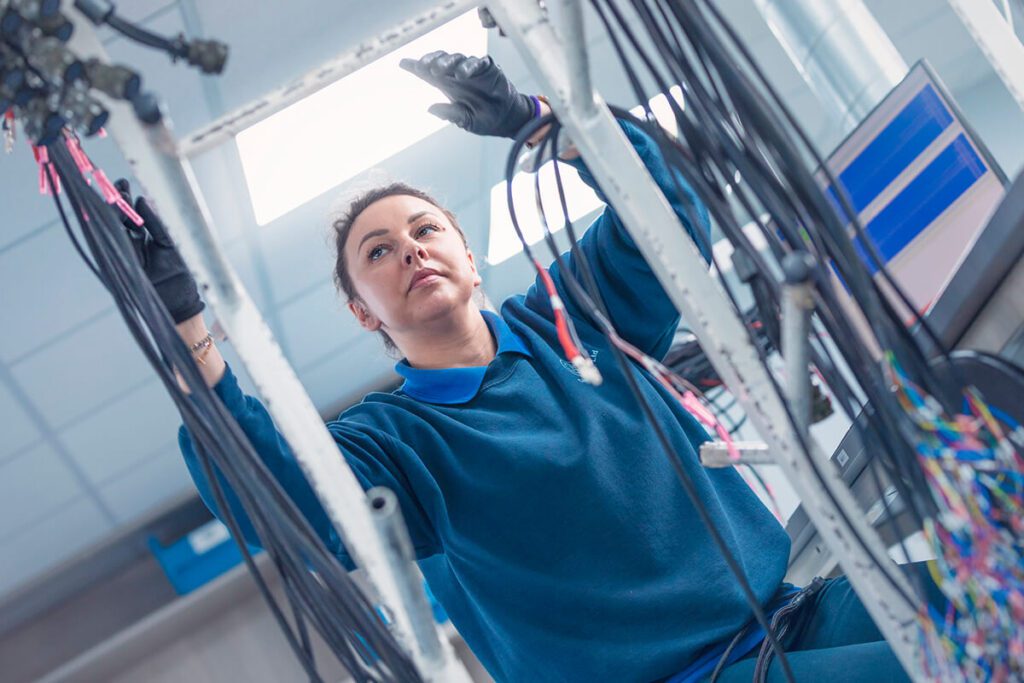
[487, 161, 601, 265]
[236, 12, 487, 225]
[642, 85, 684, 134]
[486, 87, 685, 265]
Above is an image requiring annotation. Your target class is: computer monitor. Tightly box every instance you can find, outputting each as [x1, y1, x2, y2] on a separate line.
[788, 62, 1010, 582]
[817, 60, 1007, 313]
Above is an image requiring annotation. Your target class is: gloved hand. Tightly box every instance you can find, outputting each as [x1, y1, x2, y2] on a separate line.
[399, 50, 538, 139]
[115, 179, 205, 324]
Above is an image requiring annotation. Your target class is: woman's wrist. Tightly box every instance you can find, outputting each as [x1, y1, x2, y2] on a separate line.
[526, 97, 580, 160]
[526, 98, 553, 148]
[172, 312, 227, 391]
[176, 313, 209, 345]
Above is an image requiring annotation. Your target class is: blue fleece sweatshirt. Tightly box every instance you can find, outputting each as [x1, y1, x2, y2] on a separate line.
[178, 121, 791, 682]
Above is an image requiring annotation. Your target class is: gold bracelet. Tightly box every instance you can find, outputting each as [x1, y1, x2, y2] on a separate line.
[189, 333, 213, 353]
[189, 333, 214, 364]
[194, 342, 214, 366]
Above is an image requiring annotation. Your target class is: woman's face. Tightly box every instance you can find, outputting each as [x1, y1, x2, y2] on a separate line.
[345, 194, 481, 339]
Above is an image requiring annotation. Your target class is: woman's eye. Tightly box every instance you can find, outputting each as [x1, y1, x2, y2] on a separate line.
[368, 245, 388, 262]
[416, 224, 440, 238]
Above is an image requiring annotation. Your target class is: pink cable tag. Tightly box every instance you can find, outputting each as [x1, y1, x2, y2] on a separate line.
[116, 196, 144, 226]
[94, 169, 144, 226]
[32, 145, 59, 195]
[93, 169, 119, 202]
[64, 133, 95, 178]
[681, 390, 715, 425]
[682, 390, 740, 461]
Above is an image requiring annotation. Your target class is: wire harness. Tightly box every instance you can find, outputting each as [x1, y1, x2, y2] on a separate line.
[501, 1, 1024, 679]
[38, 130, 421, 683]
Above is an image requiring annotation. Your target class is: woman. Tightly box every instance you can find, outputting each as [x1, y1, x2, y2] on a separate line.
[131, 52, 929, 682]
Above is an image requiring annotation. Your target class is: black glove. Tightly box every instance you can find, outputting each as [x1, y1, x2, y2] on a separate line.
[399, 51, 537, 139]
[115, 179, 205, 324]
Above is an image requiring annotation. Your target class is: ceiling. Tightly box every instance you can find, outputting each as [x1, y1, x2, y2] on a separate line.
[0, 0, 1021, 605]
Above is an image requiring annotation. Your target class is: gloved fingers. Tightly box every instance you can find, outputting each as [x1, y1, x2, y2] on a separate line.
[114, 178, 145, 238]
[427, 102, 472, 129]
[114, 178, 148, 265]
[399, 50, 447, 80]
[114, 178, 140, 230]
[454, 55, 488, 80]
[429, 52, 465, 79]
[133, 196, 174, 248]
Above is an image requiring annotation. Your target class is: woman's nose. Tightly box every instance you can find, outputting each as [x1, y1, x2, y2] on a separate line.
[404, 244, 427, 265]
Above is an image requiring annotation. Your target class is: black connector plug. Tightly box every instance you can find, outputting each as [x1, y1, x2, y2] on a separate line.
[185, 38, 228, 75]
[84, 58, 140, 100]
[73, 0, 114, 25]
[131, 90, 161, 124]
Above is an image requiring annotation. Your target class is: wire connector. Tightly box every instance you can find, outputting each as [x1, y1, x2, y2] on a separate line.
[572, 354, 603, 386]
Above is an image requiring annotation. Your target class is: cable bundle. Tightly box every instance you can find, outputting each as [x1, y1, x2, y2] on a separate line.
[886, 354, 1024, 681]
[504, 0, 1024, 679]
[40, 132, 420, 683]
[1, 0, 226, 149]
[508, 110, 800, 679]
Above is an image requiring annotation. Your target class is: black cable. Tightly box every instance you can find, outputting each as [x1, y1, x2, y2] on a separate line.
[598, 0, 942, 602]
[106, 14, 184, 55]
[45, 138, 420, 683]
[573, 0, 928, 609]
[509, 114, 799, 683]
[629, 0, 932, 513]
[46, 153, 338, 683]
[602, 65, 924, 609]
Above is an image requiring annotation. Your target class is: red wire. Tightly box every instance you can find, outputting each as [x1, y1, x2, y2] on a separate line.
[534, 260, 582, 361]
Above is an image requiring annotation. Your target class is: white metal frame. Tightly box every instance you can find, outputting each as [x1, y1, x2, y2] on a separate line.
[483, 0, 924, 678]
[60, 0, 946, 678]
[179, 0, 478, 158]
[947, 0, 1024, 113]
[65, 5, 472, 682]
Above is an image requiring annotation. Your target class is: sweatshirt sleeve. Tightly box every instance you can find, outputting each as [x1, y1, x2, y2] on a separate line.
[177, 363, 440, 570]
[524, 119, 711, 360]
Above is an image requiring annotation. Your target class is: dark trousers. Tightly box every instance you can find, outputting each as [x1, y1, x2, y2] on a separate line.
[713, 561, 947, 683]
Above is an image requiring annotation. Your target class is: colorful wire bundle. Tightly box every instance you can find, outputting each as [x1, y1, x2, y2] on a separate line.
[885, 354, 1024, 681]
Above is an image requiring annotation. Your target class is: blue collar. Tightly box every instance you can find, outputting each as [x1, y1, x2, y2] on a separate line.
[395, 310, 533, 405]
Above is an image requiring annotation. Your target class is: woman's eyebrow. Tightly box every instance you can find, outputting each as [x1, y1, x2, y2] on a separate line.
[407, 210, 440, 224]
[357, 228, 389, 251]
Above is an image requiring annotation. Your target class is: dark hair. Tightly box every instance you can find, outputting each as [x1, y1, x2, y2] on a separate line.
[331, 182, 467, 353]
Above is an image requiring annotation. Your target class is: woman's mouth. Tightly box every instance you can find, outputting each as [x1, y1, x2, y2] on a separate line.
[408, 268, 442, 292]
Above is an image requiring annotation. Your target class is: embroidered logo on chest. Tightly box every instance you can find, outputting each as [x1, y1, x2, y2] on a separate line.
[559, 349, 600, 382]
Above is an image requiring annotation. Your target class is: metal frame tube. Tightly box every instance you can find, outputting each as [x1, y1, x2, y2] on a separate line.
[947, 0, 1024, 114]
[754, 0, 907, 134]
[65, 11, 470, 682]
[782, 254, 815, 434]
[484, 1, 923, 678]
[559, 0, 597, 116]
[178, 0, 478, 157]
[368, 487, 447, 672]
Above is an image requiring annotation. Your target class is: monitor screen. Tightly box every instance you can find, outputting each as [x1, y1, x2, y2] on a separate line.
[818, 61, 1006, 313]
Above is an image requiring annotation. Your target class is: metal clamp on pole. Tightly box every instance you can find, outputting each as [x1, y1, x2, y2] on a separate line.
[699, 441, 774, 467]
[369, 488, 447, 673]
[781, 253, 816, 435]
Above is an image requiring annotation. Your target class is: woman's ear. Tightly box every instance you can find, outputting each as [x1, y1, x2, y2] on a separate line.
[466, 249, 483, 288]
[348, 299, 382, 332]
